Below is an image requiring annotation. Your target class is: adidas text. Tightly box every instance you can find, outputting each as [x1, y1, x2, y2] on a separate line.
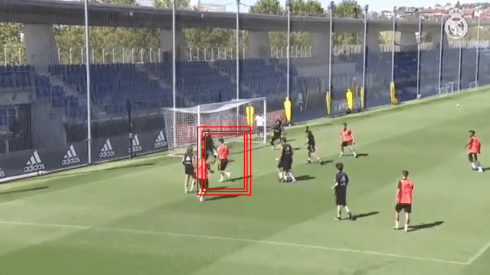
[24, 163, 45, 173]
[62, 157, 81, 166]
[99, 151, 115, 158]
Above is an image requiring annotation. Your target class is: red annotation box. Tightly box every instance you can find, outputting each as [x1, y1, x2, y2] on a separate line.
[196, 126, 252, 196]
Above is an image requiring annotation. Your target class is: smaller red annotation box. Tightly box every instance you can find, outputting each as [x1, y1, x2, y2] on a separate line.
[196, 126, 252, 196]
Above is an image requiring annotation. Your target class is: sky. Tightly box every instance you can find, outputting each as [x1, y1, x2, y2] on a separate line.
[211, 0, 482, 13]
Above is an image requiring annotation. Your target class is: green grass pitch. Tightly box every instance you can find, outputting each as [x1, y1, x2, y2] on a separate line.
[0, 89, 489, 275]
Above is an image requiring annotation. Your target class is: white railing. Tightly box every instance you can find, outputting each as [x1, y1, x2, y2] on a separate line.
[333, 44, 362, 56]
[269, 46, 312, 59]
[186, 47, 252, 61]
[55, 47, 162, 64]
[379, 44, 401, 52]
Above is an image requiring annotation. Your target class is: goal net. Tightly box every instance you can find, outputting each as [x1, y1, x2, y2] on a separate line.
[162, 97, 267, 153]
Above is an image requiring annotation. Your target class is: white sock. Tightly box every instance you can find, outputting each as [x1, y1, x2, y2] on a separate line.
[289, 172, 296, 182]
[395, 220, 399, 229]
[472, 162, 476, 169]
[404, 223, 409, 232]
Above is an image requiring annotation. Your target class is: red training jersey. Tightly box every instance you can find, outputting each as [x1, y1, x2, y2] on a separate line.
[341, 128, 354, 142]
[217, 145, 229, 160]
[468, 137, 481, 154]
[396, 178, 414, 204]
[196, 160, 209, 179]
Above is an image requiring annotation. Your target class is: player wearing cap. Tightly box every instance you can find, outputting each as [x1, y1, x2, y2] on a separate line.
[465, 130, 483, 173]
[394, 170, 414, 232]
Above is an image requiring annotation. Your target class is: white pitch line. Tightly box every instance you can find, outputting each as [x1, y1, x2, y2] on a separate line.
[466, 240, 490, 265]
[0, 220, 466, 266]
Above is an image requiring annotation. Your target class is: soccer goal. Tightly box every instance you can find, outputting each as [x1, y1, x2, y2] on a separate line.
[162, 97, 267, 153]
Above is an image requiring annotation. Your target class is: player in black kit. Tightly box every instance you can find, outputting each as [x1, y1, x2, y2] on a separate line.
[278, 137, 296, 182]
[305, 126, 321, 164]
[332, 163, 353, 220]
[182, 146, 196, 193]
[202, 131, 217, 161]
[271, 120, 284, 149]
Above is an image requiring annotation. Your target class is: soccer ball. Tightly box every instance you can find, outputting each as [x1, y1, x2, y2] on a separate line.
[457, 104, 460, 107]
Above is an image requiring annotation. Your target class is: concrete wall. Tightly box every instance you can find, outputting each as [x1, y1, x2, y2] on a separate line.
[247, 31, 270, 59]
[24, 24, 59, 73]
[31, 99, 67, 149]
[160, 29, 186, 61]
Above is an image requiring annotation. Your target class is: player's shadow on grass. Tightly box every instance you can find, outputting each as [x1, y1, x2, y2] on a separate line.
[320, 160, 333, 166]
[0, 186, 48, 195]
[206, 195, 239, 201]
[408, 221, 444, 232]
[352, 211, 379, 220]
[483, 167, 490, 171]
[231, 175, 252, 181]
[295, 175, 315, 181]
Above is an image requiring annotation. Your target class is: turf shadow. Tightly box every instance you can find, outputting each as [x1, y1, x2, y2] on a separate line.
[352, 211, 379, 220]
[408, 221, 444, 232]
[0, 186, 48, 195]
[320, 160, 333, 166]
[231, 175, 252, 182]
[357, 153, 369, 158]
[483, 167, 490, 171]
[295, 175, 315, 181]
[106, 162, 156, 171]
[205, 195, 239, 201]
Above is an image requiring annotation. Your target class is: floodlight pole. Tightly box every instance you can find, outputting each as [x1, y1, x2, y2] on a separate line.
[458, 40, 462, 91]
[438, 15, 443, 95]
[475, 14, 480, 87]
[172, 0, 177, 148]
[391, 6, 396, 83]
[84, 0, 92, 164]
[362, 5, 368, 106]
[416, 14, 421, 98]
[236, 0, 240, 129]
[287, 0, 290, 99]
[328, 1, 334, 97]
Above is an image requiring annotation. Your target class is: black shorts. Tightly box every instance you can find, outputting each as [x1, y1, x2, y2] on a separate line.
[271, 135, 281, 145]
[341, 141, 353, 147]
[282, 158, 292, 171]
[217, 159, 228, 171]
[395, 203, 412, 213]
[184, 165, 195, 176]
[335, 192, 347, 206]
[469, 153, 478, 162]
[198, 178, 209, 190]
[308, 144, 315, 152]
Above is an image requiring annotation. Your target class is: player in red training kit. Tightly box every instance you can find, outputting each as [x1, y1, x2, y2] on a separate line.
[196, 150, 211, 202]
[216, 138, 231, 182]
[465, 130, 483, 173]
[339, 123, 357, 158]
[394, 170, 413, 232]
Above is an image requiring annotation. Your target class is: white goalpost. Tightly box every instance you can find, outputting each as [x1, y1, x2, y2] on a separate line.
[162, 98, 267, 153]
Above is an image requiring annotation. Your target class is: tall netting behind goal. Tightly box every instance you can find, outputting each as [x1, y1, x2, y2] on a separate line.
[162, 98, 267, 153]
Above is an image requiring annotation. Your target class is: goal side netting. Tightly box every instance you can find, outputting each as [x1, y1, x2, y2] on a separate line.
[162, 98, 267, 153]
